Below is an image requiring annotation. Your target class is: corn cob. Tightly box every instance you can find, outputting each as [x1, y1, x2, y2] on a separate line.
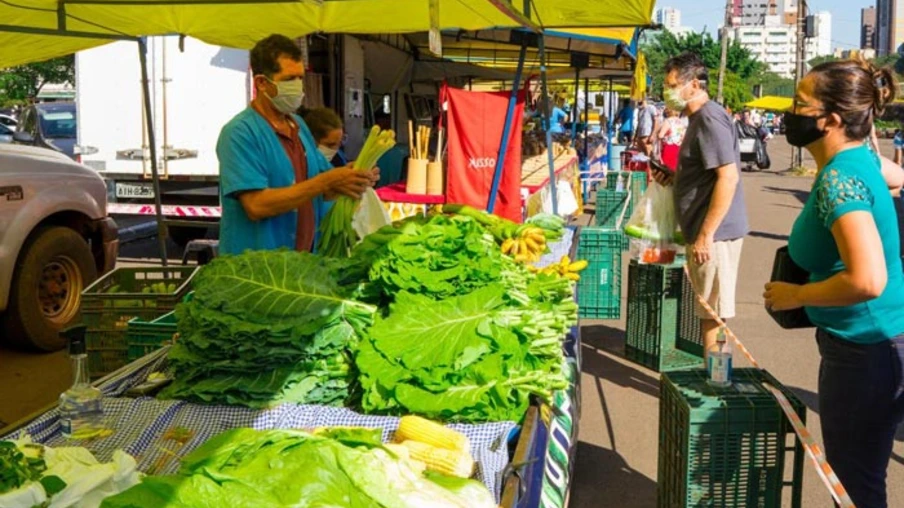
[395, 415, 471, 453]
[399, 440, 474, 478]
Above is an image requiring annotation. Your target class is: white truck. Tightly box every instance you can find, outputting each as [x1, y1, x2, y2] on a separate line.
[75, 36, 252, 245]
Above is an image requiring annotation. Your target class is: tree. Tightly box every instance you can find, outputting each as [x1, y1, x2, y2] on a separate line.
[708, 71, 753, 112]
[807, 54, 838, 68]
[0, 55, 74, 106]
[642, 29, 766, 98]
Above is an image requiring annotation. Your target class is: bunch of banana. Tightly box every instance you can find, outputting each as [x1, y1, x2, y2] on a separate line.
[528, 256, 588, 281]
[500, 226, 548, 263]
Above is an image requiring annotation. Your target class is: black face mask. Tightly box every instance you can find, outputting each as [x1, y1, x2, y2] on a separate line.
[784, 112, 826, 148]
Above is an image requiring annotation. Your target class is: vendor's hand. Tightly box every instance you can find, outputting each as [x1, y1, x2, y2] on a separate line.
[368, 167, 380, 187]
[324, 164, 372, 199]
[764, 281, 804, 311]
[692, 232, 714, 265]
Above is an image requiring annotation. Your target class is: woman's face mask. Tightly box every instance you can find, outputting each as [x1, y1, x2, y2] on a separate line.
[784, 112, 827, 148]
[318, 145, 339, 160]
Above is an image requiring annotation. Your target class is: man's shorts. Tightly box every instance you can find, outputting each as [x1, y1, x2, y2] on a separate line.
[685, 238, 744, 320]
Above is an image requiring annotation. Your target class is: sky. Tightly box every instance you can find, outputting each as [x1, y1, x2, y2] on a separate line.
[660, 0, 870, 51]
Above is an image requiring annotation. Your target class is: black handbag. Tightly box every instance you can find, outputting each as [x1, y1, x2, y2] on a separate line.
[766, 246, 814, 329]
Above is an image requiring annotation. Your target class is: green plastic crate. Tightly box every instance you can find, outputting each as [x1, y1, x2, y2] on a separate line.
[676, 265, 704, 357]
[576, 227, 625, 319]
[625, 260, 703, 372]
[127, 311, 178, 361]
[606, 171, 648, 209]
[81, 266, 196, 377]
[595, 189, 632, 229]
[658, 369, 805, 508]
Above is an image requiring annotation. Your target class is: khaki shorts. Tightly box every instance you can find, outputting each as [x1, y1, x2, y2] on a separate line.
[685, 238, 744, 320]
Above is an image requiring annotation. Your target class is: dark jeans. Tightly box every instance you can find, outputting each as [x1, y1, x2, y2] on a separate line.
[817, 329, 904, 508]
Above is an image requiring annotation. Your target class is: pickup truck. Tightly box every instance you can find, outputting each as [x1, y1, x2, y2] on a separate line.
[0, 144, 118, 351]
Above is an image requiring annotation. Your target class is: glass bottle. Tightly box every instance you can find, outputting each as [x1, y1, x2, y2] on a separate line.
[59, 326, 105, 439]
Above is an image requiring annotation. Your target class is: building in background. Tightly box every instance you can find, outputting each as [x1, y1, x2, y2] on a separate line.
[835, 48, 878, 59]
[654, 7, 692, 36]
[726, 11, 832, 79]
[877, 0, 904, 56]
[862, 6, 877, 49]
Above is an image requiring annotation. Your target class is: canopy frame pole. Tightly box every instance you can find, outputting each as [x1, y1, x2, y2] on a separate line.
[138, 38, 169, 266]
[0, 24, 135, 40]
[570, 67, 579, 143]
[486, 40, 527, 214]
[539, 34, 558, 215]
[607, 77, 614, 171]
[583, 78, 590, 161]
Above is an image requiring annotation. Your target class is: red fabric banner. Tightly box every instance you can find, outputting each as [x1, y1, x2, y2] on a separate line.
[444, 86, 524, 223]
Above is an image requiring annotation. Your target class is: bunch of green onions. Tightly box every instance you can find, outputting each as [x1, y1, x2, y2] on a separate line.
[317, 126, 396, 257]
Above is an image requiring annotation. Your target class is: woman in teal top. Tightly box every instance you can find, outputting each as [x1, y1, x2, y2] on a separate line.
[764, 60, 904, 508]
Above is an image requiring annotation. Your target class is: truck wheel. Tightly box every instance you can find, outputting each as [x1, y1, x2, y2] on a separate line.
[3, 227, 98, 351]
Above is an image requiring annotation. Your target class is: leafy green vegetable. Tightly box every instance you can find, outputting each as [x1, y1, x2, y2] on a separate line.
[159, 250, 376, 408]
[357, 285, 568, 422]
[39, 475, 67, 496]
[0, 441, 46, 494]
[100, 429, 495, 508]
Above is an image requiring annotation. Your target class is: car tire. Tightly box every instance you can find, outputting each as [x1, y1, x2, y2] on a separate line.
[167, 226, 207, 249]
[3, 226, 98, 351]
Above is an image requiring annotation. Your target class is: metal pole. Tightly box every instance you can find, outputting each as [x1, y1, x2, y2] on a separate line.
[717, 0, 732, 104]
[607, 77, 614, 171]
[487, 41, 528, 213]
[539, 34, 559, 215]
[583, 78, 590, 162]
[138, 38, 169, 266]
[570, 67, 580, 143]
[792, 0, 807, 170]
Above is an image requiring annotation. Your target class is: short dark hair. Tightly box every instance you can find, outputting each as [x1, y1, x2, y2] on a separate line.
[250, 34, 302, 77]
[302, 108, 344, 142]
[664, 52, 708, 85]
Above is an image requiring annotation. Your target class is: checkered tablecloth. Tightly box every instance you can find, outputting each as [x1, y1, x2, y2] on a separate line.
[3, 347, 516, 500]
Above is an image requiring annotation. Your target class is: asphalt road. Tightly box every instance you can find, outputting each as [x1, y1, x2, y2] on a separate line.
[2, 136, 902, 507]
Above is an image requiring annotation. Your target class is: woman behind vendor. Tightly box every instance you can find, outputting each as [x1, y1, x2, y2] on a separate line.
[302, 107, 348, 167]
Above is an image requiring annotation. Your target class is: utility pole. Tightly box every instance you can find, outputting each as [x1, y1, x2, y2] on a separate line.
[717, 0, 733, 104]
[792, 0, 807, 169]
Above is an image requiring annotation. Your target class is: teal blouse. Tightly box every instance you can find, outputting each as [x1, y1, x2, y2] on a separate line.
[788, 145, 904, 343]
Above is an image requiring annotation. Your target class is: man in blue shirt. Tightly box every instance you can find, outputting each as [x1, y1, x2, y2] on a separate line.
[616, 100, 634, 144]
[548, 96, 568, 135]
[217, 35, 376, 255]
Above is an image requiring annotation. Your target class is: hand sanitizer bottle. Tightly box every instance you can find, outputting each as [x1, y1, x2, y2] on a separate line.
[59, 325, 105, 439]
[707, 328, 732, 388]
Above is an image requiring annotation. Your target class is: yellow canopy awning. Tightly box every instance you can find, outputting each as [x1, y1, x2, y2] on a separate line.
[0, 0, 654, 68]
[745, 96, 793, 112]
[631, 51, 647, 100]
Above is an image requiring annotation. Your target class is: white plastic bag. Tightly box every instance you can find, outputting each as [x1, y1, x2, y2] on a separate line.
[624, 182, 679, 264]
[352, 187, 392, 240]
[540, 178, 579, 217]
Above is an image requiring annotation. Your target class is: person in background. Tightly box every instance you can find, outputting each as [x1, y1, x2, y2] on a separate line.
[548, 96, 569, 135]
[216, 34, 377, 255]
[764, 59, 904, 508]
[654, 52, 749, 365]
[634, 98, 657, 155]
[615, 99, 634, 145]
[302, 107, 348, 167]
[657, 108, 688, 171]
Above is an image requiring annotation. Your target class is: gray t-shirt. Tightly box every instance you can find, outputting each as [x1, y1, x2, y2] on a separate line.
[674, 100, 749, 242]
[636, 106, 655, 137]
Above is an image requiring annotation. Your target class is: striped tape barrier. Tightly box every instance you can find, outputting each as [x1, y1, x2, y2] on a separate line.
[682, 264, 856, 508]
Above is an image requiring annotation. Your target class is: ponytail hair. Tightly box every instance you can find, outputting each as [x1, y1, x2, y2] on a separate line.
[808, 58, 897, 141]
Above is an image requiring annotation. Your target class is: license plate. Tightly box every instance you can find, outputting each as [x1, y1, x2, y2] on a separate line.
[115, 182, 155, 199]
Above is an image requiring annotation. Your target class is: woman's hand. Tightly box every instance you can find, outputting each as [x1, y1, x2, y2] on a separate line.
[764, 281, 804, 311]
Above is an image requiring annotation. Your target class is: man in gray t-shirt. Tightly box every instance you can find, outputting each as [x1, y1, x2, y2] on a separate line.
[655, 52, 749, 362]
[635, 99, 656, 155]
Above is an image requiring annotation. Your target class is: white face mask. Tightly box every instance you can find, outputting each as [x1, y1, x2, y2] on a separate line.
[318, 145, 338, 160]
[263, 77, 305, 114]
[664, 81, 703, 112]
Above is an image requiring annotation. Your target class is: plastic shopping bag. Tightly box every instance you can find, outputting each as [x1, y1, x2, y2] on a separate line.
[540, 178, 579, 217]
[352, 187, 392, 241]
[624, 182, 680, 264]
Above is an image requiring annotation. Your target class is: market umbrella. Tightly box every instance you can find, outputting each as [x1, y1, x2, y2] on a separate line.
[744, 96, 793, 112]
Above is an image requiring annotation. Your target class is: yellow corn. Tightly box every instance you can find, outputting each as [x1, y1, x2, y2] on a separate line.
[395, 415, 470, 453]
[399, 440, 474, 478]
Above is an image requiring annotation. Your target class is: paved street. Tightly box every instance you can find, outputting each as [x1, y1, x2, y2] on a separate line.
[570, 136, 904, 507]
[2, 135, 902, 507]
